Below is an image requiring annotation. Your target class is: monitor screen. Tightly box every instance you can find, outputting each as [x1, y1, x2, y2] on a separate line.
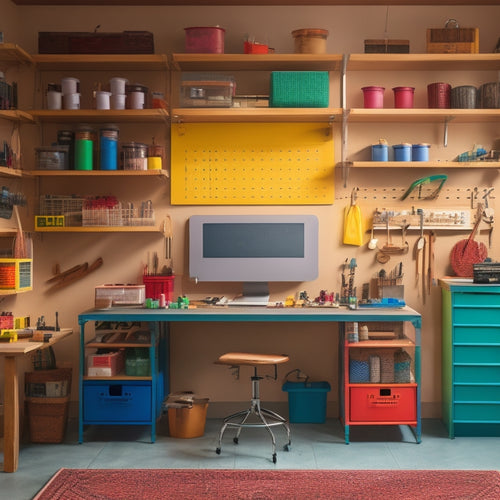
[189, 215, 319, 290]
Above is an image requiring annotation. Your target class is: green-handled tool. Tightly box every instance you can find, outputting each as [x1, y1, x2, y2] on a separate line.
[401, 175, 447, 201]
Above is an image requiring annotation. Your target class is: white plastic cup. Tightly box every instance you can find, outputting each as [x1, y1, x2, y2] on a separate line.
[110, 93, 127, 110]
[63, 92, 81, 110]
[110, 77, 129, 95]
[47, 90, 62, 110]
[95, 91, 112, 110]
[61, 77, 80, 95]
[128, 91, 145, 110]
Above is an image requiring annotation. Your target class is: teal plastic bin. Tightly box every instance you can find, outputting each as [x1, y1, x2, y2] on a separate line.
[282, 381, 331, 423]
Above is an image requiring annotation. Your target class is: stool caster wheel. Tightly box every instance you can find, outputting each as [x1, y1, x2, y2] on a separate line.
[284, 443, 291, 452]
[233, 437, 239, 445]
[272, 453, 277, 464]
[215, 447, 221, 455]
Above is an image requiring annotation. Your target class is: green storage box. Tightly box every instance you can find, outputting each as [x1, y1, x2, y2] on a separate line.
[270, 71, 329, 108]
[282, 381, 331, 423]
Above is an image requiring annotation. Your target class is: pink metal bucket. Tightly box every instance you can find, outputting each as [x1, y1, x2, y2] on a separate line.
[393, 86, 415, 108]
[362, 86, 385, 108]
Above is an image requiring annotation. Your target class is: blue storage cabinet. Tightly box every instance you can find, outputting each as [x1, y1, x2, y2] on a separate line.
[440, 280, 500, 437]
[78, 320, 167, 443]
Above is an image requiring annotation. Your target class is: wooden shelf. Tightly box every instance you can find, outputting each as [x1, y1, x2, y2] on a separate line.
[0, 166, 24, 177]
[0, 289, 31, 296]
[350, 161, 500, 169]
[172, 107, 341, 123]
[172, 53, 343, 72]
[35, 226, 163, 233]
[347, 339, 415, 348]
[32, 53, 169, 71]
[348, 108, 500, 123]
[11, 1, 500, 5]
[347, 53, 500, 72]
[29, 109, 169, 123]
[0, 110, 34, 123]
[0, 43, 33, 66]
[29, 169, 169, 177]
[86, 342, 152, 348]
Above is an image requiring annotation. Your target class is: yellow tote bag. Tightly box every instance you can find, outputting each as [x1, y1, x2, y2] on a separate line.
[343, 190, 364, 246]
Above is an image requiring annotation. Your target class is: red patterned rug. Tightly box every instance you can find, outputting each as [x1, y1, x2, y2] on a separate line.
[34, 468, 500, 500]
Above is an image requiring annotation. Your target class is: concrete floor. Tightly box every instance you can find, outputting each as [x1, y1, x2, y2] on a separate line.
[2, 418, 499, 500]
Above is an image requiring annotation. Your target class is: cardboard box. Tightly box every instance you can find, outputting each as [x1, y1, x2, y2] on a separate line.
[87, 350, 125, 377]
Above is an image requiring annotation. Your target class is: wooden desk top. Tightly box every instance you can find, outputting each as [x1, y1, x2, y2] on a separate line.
[0, 328, 73, 356]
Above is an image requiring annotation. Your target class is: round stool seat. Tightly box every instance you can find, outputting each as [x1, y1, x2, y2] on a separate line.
[216, 352, 289, 366]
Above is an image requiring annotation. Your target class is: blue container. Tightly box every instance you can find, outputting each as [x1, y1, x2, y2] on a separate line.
[372, 144, 388, 161]
[412, 143, 430, 161]
[393, 143, 411, 161]
[282, 381, 331, 423]
[99, 127, 119, 170]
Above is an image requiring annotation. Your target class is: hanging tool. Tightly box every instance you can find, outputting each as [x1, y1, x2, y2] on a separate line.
[428, 231, 436, 294]
[343, 188, 363, 246]
[47, 257, 103, 292]
[450, 204, 488, 277]
[401, 175, 447, 201]
[415, 208, 424, 287]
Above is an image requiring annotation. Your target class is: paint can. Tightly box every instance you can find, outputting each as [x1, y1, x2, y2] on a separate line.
[362, 86, 385, 108]
[393, 86, 415, 108]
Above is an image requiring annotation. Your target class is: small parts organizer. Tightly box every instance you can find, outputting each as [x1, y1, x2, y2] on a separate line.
[37, 195, 155, 227]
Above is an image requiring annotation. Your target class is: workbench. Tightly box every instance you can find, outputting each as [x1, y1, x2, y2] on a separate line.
[78, 306, 422, 445]
[1, 329, 72, 473]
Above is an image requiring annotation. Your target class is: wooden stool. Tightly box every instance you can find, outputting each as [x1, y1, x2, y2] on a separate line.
[215, 352, 291, 463]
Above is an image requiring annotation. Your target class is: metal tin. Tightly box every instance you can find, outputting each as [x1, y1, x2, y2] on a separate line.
[292, 28, 328, 54]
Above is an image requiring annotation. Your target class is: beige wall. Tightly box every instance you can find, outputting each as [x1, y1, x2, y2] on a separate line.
[1, 0, 499, 418]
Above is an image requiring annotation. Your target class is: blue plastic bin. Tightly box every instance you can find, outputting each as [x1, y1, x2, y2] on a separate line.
[282, 381, 331, 423]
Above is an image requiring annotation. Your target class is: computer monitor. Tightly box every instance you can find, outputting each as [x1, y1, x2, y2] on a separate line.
[189, 214, 319, 305]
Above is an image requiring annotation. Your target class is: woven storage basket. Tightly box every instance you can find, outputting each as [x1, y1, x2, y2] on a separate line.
[26, 395, 70, 443]
[369, 354, 381, 383]
[270, 71, 329, 108]
[394, 349, 412, 383]
[349, 349, 370, 383]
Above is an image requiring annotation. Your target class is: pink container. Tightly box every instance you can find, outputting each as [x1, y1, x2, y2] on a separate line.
[393, 86, 415, 108]
[362, 86, 385, 108]
[185, 26, 225, 54]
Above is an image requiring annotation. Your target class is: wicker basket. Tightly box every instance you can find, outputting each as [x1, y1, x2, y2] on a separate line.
[26, 396, 70, 443]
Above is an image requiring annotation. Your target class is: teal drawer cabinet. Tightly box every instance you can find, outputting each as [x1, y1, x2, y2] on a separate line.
[440, 280, 500, 438]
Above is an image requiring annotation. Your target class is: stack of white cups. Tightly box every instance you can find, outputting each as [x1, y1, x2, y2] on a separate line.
[61, 77, 81, 110]
[110, 77, 128, 110]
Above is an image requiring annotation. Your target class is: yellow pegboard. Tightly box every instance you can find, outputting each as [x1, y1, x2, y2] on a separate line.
[171, 122, 334, 205]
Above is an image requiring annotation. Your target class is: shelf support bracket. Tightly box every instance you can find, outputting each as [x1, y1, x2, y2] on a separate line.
[443, 116, 455, 148]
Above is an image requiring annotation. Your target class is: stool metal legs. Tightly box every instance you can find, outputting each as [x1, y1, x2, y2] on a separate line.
[215, 370, 291, 463]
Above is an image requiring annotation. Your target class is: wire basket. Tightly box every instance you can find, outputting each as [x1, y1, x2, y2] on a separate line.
[82, 207, 155, 226]
[39, 195, 84, 226]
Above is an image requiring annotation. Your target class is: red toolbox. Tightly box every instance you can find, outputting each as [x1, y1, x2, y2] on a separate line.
[349, 385, 417, 423]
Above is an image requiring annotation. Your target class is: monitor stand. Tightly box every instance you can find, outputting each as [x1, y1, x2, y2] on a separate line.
[228, 282, 270, 306]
